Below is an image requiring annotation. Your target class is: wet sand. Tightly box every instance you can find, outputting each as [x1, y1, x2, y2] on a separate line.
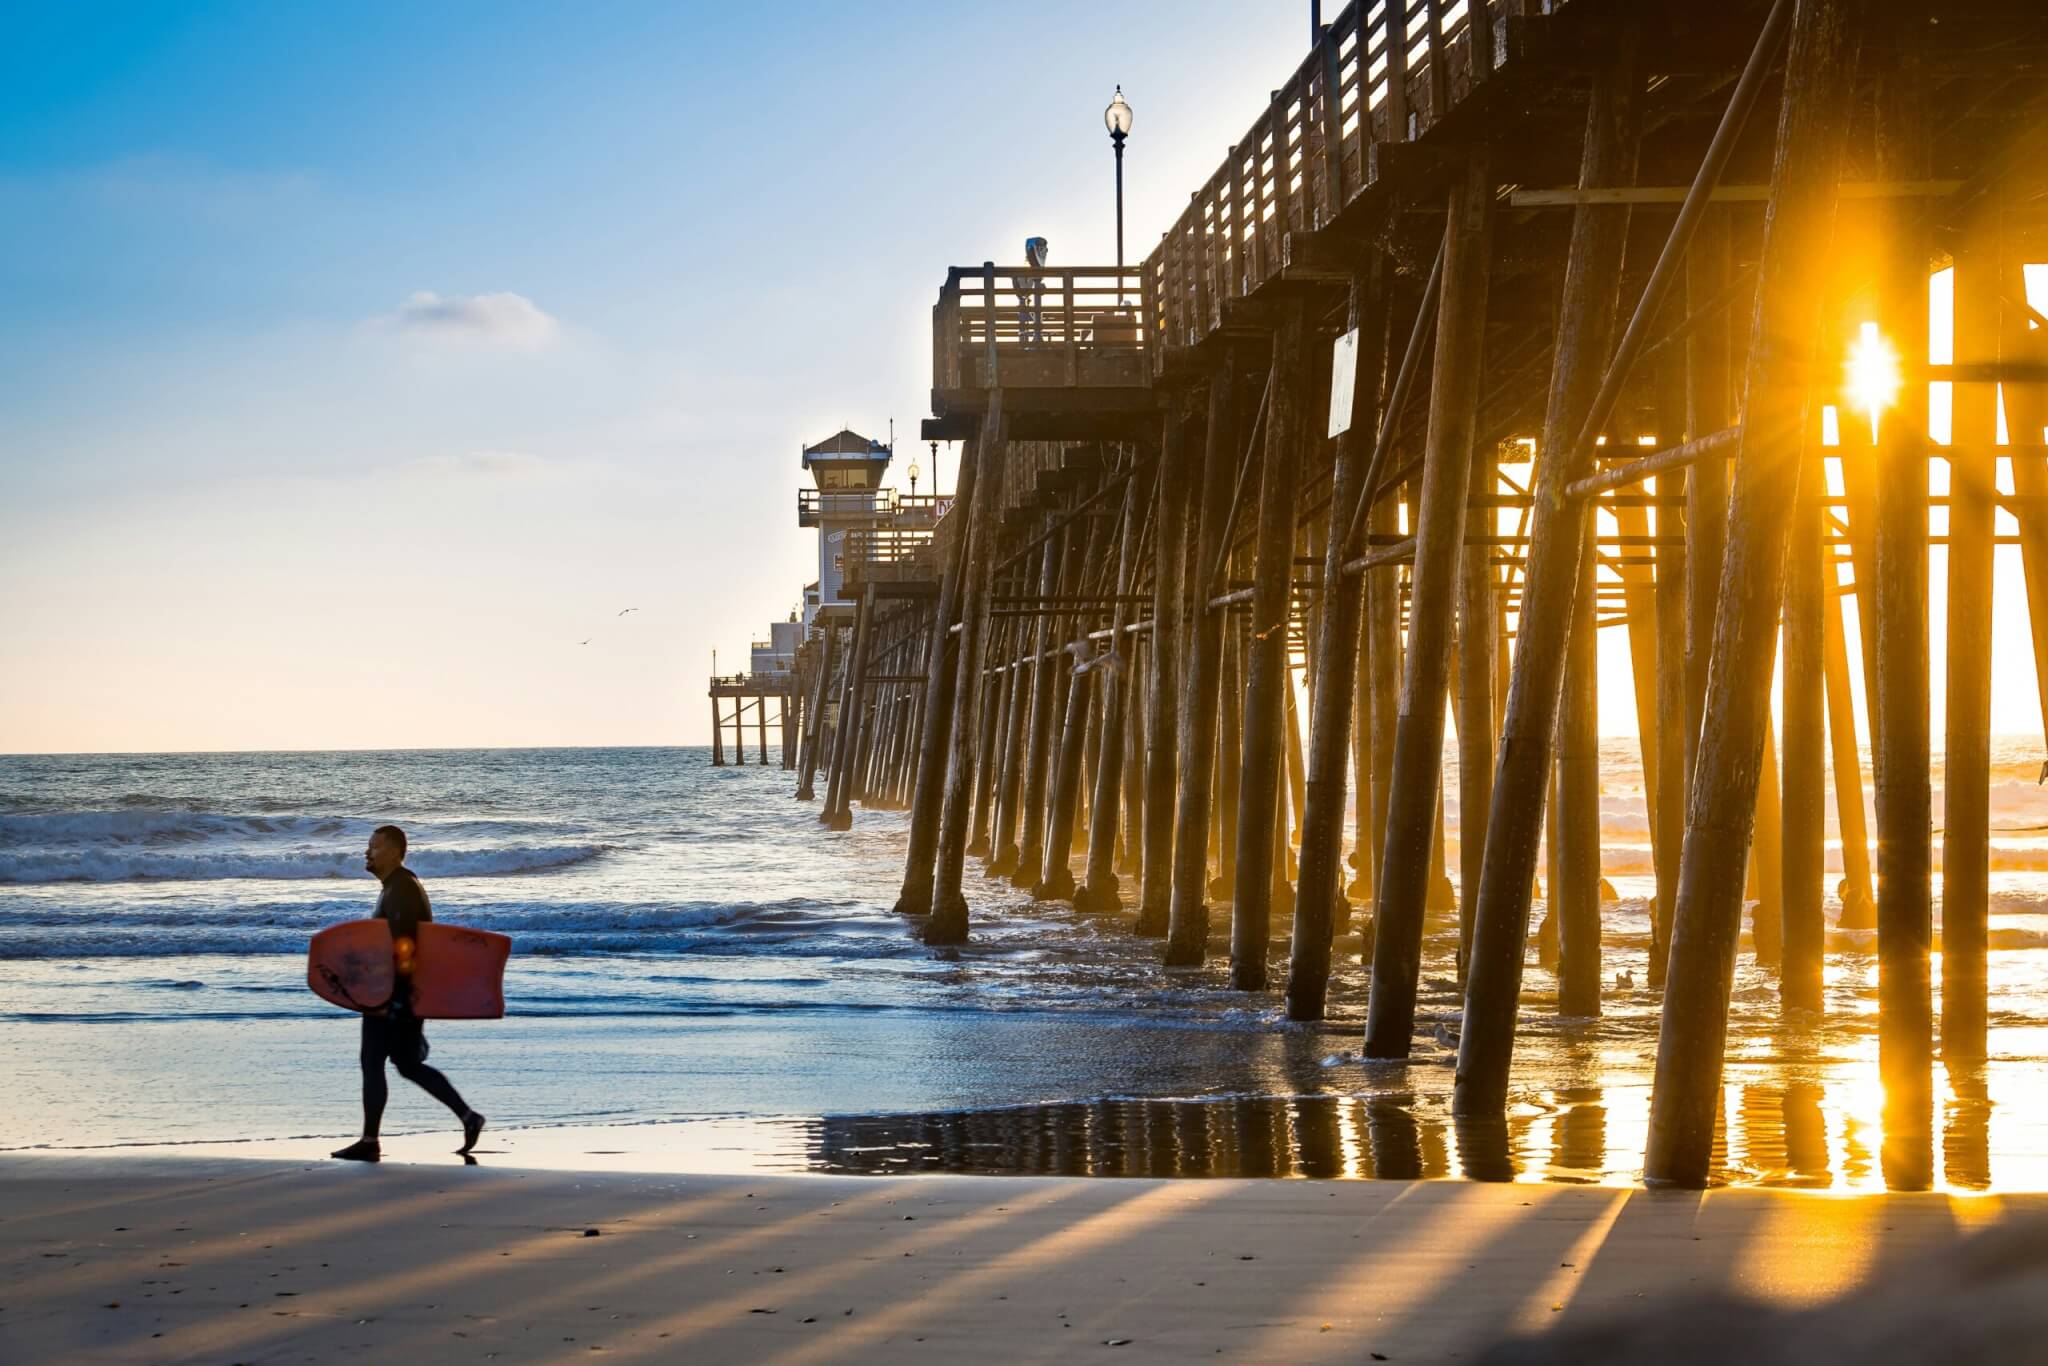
[27, 1082, 2006, 1191]
[2, 1154, 2036, 1363]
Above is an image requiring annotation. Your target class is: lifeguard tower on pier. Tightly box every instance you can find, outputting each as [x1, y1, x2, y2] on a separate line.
[707, 428, 948, 776]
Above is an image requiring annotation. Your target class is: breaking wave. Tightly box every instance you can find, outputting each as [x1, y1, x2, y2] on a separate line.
[0, 896, 878, 959]
[0, 810, 351, 844]
[0, 843, 607, 885]
[0, 808, 607, 885]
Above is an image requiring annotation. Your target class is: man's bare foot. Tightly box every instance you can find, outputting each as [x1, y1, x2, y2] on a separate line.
[458, 1111, 486, 1155]
[331, 1139, 381, 1162]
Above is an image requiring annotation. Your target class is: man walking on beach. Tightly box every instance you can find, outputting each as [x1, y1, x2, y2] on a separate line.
[330, 824, 486, 1161]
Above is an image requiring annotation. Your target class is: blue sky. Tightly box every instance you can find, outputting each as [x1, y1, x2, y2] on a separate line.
[5, 2, 2042, 754]
[0, 1, 1308, 751]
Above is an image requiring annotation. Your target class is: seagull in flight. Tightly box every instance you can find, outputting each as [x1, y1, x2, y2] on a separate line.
[579, 638, 592, 646]
[617, 607, 639, 617]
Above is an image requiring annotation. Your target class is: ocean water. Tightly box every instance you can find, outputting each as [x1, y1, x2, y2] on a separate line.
[4, 743, 2048, 1189]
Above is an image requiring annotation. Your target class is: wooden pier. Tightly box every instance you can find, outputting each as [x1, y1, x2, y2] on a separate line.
[706, 673, 796, 770]
[743, 0, 2048, 1188]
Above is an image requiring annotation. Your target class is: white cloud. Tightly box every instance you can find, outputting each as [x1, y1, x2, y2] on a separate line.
[385, 290, 560, 348]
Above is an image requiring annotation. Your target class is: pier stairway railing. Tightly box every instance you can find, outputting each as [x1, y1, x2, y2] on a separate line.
[843, 527, 940, 592]
[1146, 0, 1573, 363]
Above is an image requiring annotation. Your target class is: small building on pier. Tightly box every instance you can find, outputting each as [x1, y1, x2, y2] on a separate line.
[752, 618, 803, 679]
[709, 427, 950, 771]
[803, 430, 886, 603]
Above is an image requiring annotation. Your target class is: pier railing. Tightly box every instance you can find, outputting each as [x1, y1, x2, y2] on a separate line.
[843, 527, 939, 586]
[891, 493, 953, 526]
[932, 265, 1154, 393]
[798, 488, 888, 525]
[708, 671, 795, 695]
[1147, 0, 1548, 356]
[799, 489, 955, 527]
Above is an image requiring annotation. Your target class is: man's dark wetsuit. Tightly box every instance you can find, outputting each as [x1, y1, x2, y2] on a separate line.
[361, 865, 471, 1136]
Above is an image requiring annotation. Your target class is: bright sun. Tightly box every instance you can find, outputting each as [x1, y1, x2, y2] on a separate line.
[1844, 320, 1902, 434]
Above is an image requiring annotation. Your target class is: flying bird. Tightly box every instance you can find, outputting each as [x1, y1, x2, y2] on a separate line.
[580, 638, 592, 646]
[617, 607, 639, 617]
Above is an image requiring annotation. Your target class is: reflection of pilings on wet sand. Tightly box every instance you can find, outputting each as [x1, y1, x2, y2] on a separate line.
[798, 1068, 1984, 1188]
[809, 1096, 1462, 1180]
[1945, 1063, 1994, 1192]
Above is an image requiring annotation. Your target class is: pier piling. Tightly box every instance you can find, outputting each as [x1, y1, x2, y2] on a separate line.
[1871, 49, 1936, 1187]
[1137, 415, 1191, 932]
[891, 430, 980, 915]
[1231, 302, 1308, 993]
[1645, 0, 1865, 1188]
[1290, 266, 1385, 1020]
[820, 584, 876, 831]
[1077, 449, 1151, 913]
[1781, 452, 1827, 1014]
[1037, 510, 1102, 902]
[1166, 354, 1240, 962]
[1365, 154, 1495, 1055]
[1458, 20, 1647, 1102]
[1009, 523, 1064, 888]
[927, 401, 1007, 945]
[794, 625, 834, 802]
[966, 614, 1006, 856]
[1943, 237, 2000, 1062]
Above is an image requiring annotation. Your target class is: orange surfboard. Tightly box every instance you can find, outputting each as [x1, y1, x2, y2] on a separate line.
[308, 920, 396, 1013]
[408, 922, 512, 1020]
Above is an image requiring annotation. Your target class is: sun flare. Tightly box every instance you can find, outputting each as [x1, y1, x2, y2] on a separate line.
[1844, 320, 1902, 435]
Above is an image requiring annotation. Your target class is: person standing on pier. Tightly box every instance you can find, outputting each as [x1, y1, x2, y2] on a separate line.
[330, 824, 486, 1162]
[1019, 236, 1050, 343]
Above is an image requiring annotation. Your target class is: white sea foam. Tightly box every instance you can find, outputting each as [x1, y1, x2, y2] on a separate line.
[0, 842, 607, 885]
[0, 896, 883, 958]
[0, 805, 605, 884]
[0, 809, 562, 846]
[0, 810, 350, 845]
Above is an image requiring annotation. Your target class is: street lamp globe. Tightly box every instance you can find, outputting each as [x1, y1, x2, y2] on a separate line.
[1105, 86, 1133, 299]
[1105, 86, 1133, 141]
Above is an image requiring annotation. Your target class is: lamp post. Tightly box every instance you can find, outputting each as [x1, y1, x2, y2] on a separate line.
[931, 440, 941, 500]
[1105, 86, 1133, 304]
[907, 450, 920, 499]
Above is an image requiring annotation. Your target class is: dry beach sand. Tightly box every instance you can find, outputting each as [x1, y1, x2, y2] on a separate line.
[4, 1153, 2042, 1363]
